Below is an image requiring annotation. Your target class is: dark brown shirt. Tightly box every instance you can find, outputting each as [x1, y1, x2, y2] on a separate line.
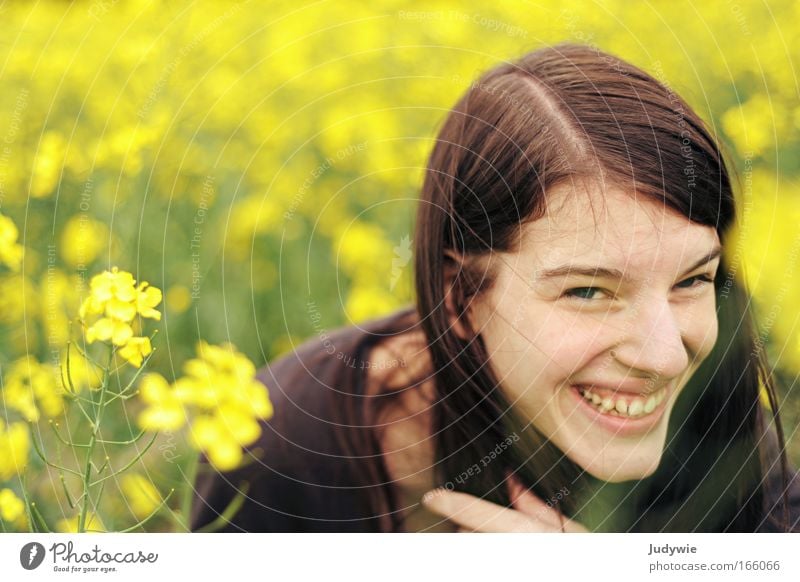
[189, 305, 800, 532]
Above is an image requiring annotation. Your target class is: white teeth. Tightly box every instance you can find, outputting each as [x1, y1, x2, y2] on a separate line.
[628, 399, 644, 416]
[643, 396, 656, 414]
[577, 384, 668, 419]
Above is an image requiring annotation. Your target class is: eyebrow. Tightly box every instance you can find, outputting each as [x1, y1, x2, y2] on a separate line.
[534, 245, 723, 282]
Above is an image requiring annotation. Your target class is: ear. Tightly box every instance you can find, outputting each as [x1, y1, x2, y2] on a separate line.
[443, 250, 474, 341]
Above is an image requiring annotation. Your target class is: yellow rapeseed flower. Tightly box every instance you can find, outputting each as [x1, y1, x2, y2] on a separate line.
[189, 414, 246, 471]
[80, 267, 137, 316]
[59, 215, 109, 268]
[0, 420, 29, 480]
[0, 273, 36, 326]
[137, 373, 186, 431]
[0, 212, 24, 271]
[344, 283, 402, 323]
[165, 284, 192, 314]
[85, 316, 134, 346]
[120, 474, 162, 519]
[182, 342, 273, 471]
[2, 356, 64, 422]
[117, 336, 153, 368]
[135, 282, 162, 321]
[30, 131, 65, 198]
[79, 267, 162, 366]
[137, 341, 273, 471]
[0, 488, 26, 523]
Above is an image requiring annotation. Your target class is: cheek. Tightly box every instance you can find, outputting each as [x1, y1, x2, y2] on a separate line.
[680, 296, 719, 360]
[479, 305, 608, 397]
[496, 291, 594, 343]
[523, 308, 612, 370]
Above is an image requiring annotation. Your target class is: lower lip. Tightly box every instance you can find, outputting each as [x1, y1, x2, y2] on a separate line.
[568, 383, 671, 436]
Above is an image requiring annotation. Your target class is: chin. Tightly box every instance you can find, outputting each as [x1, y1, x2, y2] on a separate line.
[572, 448, 663, 483]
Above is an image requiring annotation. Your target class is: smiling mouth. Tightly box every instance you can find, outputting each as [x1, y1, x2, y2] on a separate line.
[572, 384, 668, 419]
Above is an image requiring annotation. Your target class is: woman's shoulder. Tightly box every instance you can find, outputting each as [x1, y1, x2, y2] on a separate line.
[257, 304, 420, 392]
[249, 304, 422, 425]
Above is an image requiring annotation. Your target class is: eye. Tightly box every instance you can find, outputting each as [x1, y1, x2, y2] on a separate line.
[562, 274, 715, 301]
[562, 286, 609, 301]
[675, 274, 714, 290]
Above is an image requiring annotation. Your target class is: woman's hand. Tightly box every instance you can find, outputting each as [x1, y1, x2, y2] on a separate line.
[421, 472, 588, 533]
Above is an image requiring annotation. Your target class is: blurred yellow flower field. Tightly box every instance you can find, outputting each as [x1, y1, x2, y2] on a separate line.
[1, 0, 798, 531]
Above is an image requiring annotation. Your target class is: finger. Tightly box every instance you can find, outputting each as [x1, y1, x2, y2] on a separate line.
[506, 473, 562, 523]
[505, 473, 589, 533]
[422, 490, 550, 533]
[506, 473, 543, 515]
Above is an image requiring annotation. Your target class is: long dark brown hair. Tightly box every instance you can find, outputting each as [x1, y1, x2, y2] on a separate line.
[342, 42, 795, 532]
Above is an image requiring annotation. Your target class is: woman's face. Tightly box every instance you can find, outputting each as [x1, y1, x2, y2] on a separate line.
[465, 182, 722, 482]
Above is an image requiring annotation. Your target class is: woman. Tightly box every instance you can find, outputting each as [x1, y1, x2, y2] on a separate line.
[190, 42, 800, 533]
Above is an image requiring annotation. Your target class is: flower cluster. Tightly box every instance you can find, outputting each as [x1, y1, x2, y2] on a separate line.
[0, 488, 26, 529]
[0, 212, 24, 271]
[0, 420, 28, 530]
[2, 356, 63, 422]
[0, 419, 28, 481]
[79, 267, 162, 367]
[138, 341, 273, 471]
[120, 474, 162, 519]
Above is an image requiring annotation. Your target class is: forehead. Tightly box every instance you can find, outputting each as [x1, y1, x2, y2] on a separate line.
[517, 182, 721, 270]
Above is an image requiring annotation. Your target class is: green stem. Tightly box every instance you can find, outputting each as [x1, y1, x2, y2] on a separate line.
[89, 433, 158, 486]
[118, 488, 175, 533]
[28, 423, 82, 477]
[78, 347, 113, 533]
[29, 502, 51, 533]
[194, 482, 250, 533]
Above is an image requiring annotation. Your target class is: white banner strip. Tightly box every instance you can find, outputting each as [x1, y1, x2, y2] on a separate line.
[1, 533, 797, 580]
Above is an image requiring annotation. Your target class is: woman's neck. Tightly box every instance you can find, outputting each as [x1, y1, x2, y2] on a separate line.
[568, 472, 645, 532]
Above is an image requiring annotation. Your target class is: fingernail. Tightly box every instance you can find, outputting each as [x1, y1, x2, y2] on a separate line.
[421, 487, 444, 505]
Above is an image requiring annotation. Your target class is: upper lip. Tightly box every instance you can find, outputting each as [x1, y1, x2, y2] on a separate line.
[571, 380, 665, 396]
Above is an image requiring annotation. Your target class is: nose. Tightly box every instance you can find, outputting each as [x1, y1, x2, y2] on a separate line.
[611, 298, 690, 381]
